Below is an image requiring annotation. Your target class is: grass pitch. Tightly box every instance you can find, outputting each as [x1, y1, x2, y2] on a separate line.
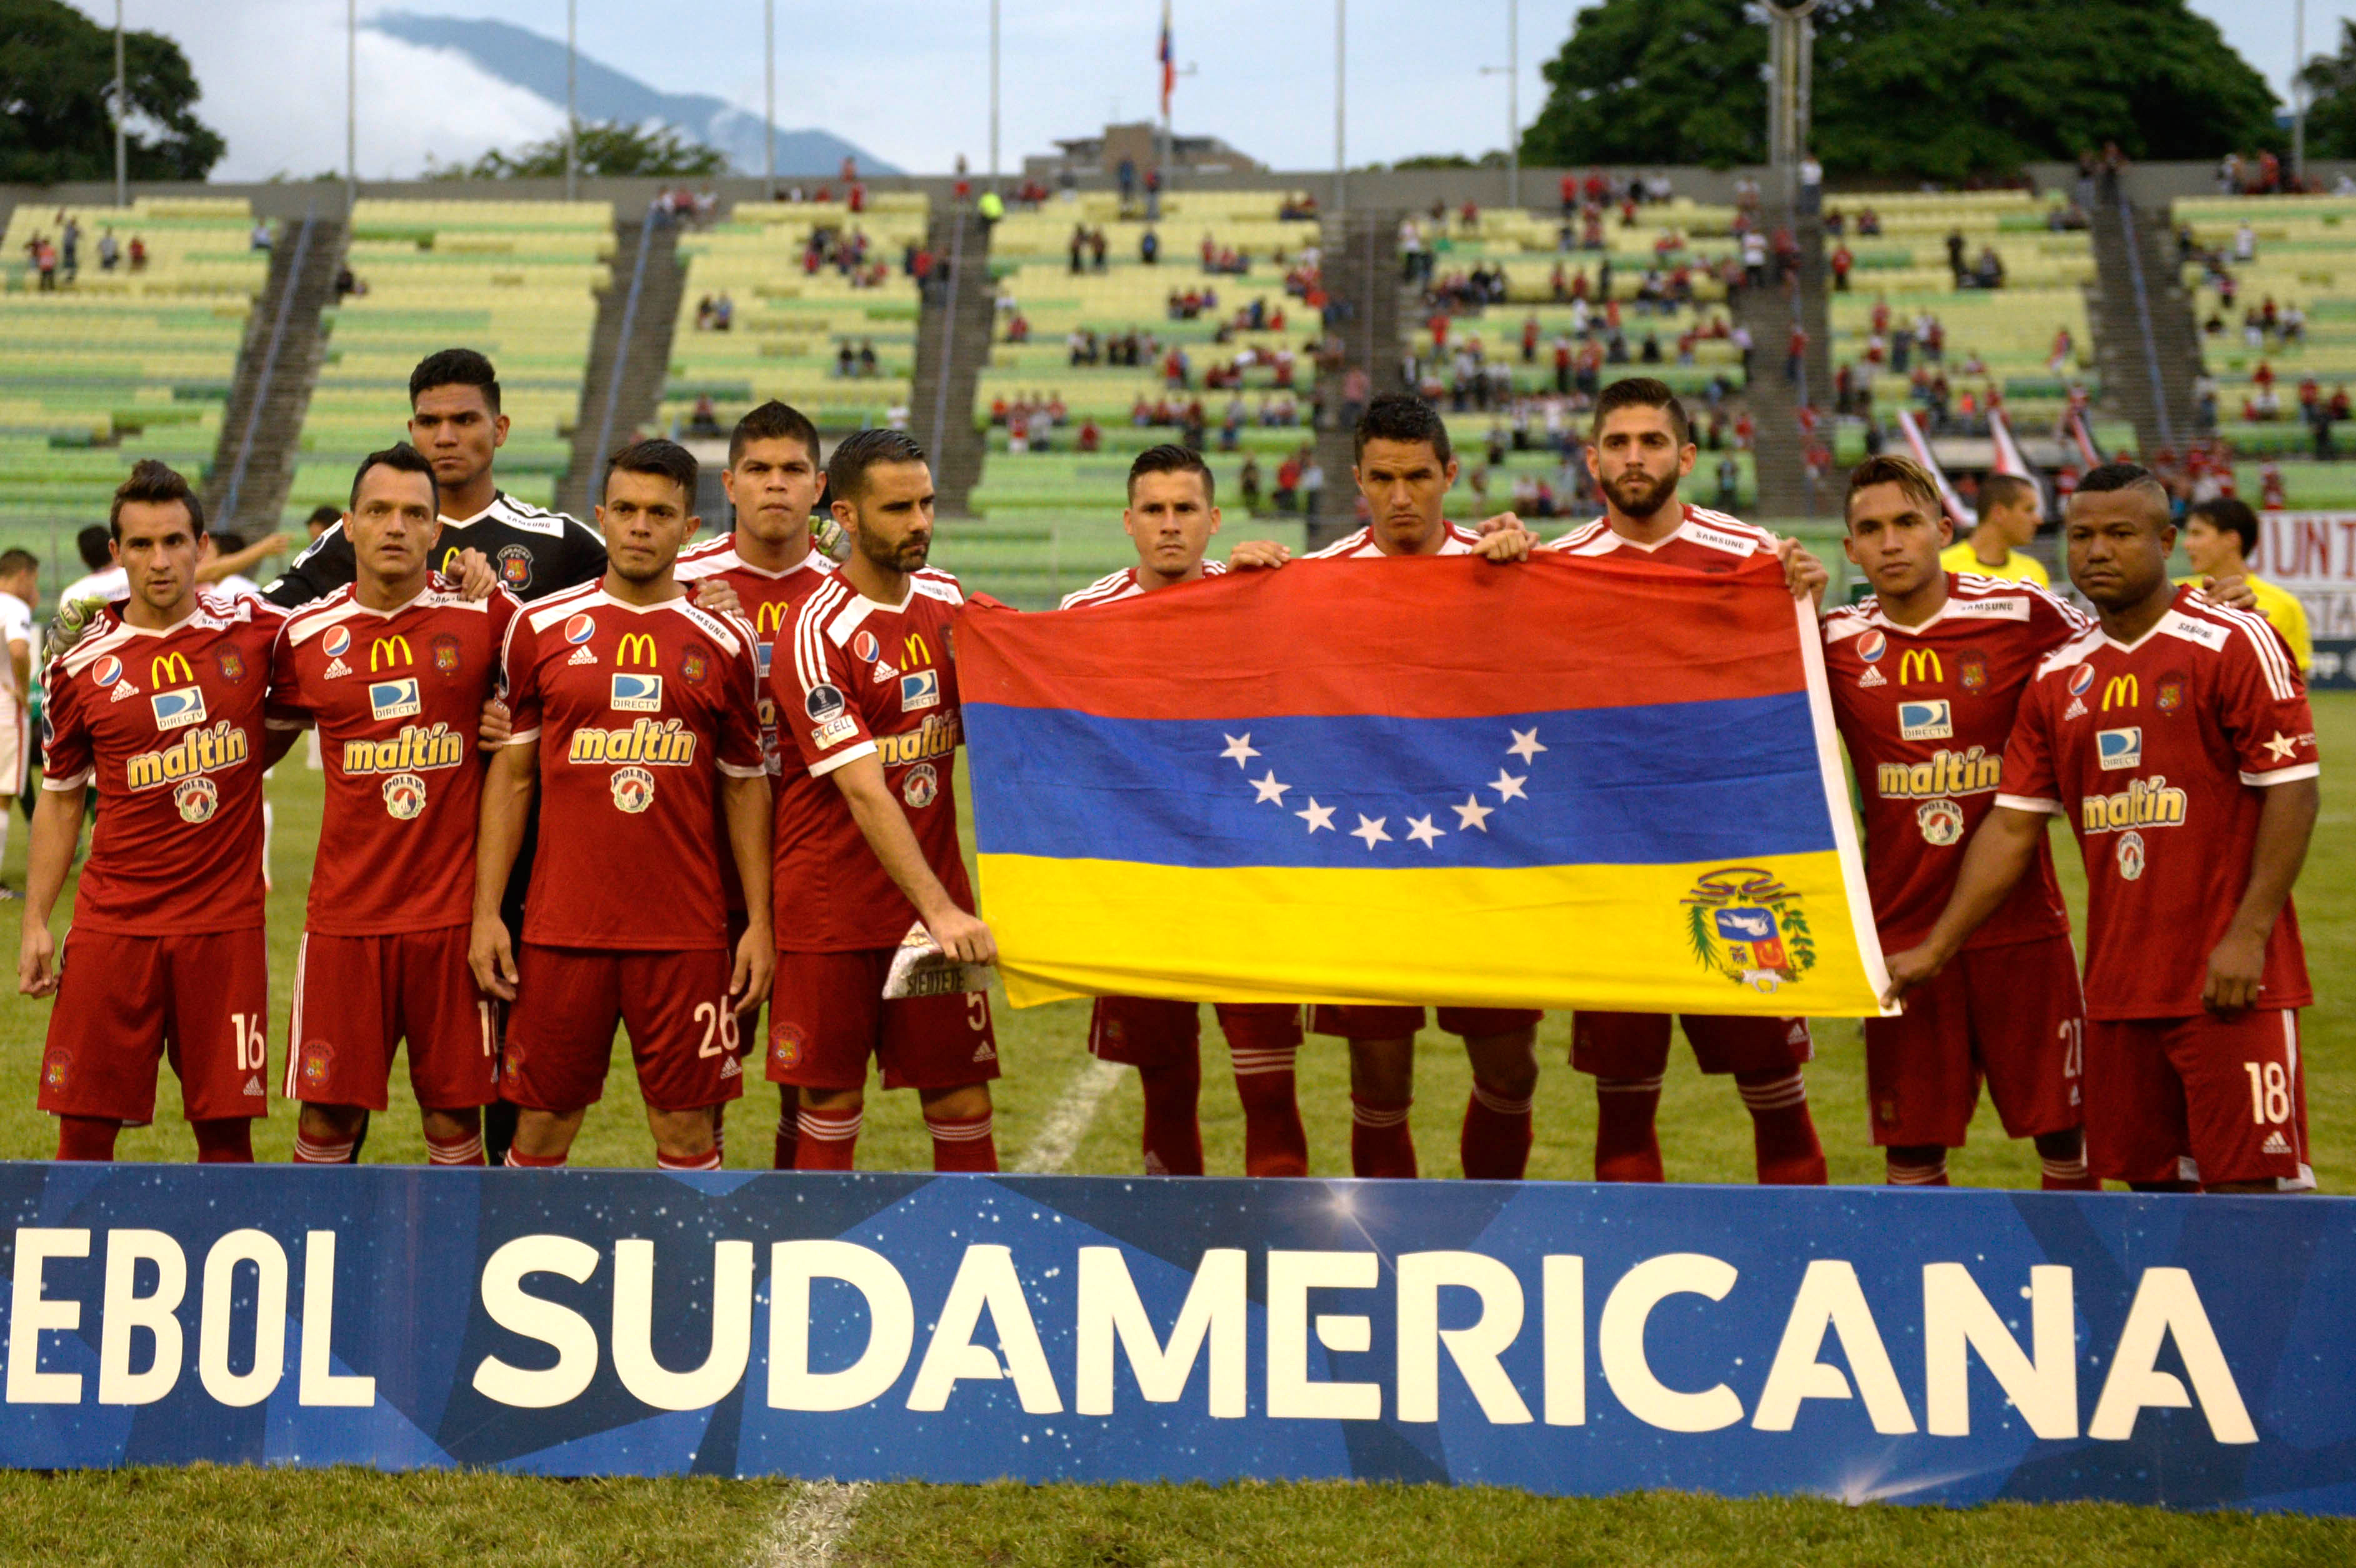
[0, 697, 2344, 1564]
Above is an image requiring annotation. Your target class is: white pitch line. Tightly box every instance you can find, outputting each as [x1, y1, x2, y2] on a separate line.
[1015, 1056, 1126, 1173]
[748, 1480, 869, 1568]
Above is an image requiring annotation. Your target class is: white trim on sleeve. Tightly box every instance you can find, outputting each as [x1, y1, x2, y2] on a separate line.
[2242, 762, 2320, 787]
[806, 739, 877, 779]
[1994, 792, 2065, 816]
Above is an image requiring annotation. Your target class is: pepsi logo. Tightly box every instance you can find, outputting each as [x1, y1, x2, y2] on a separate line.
[852, 629, 881, 664]
[1856, 629, 1887, 663]
[564, 614, 597, 646]
[92, 656, 122, 687]
[2069, 664, 2095, 696]
[323, 626, 351, 658]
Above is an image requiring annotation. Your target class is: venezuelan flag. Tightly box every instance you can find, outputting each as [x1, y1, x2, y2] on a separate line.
[960, 550, 1890, 1016]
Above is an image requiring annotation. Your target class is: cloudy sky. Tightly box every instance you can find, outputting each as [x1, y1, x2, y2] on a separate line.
[73, 1, 2346, 183]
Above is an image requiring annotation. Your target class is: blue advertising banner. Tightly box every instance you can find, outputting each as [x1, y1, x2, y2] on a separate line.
[0, 1163, 2350, 1514]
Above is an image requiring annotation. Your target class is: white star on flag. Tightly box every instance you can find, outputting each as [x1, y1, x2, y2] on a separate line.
[1405, 814, 1446, 848]
[1220, 733, 1260, 769]
[1251, 770, 1290, 804]
[1452, 795, 1494, 832]
[1350, 814, 1392, 849]
[1507, 727, 1547, 763]
[1488, 769, 1528, 802]
[2264, 730, 2300, 762]
[1296, 797, 1335, 833]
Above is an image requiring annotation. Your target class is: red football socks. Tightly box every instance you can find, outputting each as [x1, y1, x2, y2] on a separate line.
[1350, 1095, 1417, 1179]
[292, 1131, 356, 1165]
[1460, 1082, 1534, 1181]
[1593, 1076, 1665, 1182]
[1737, 1069, 1827, 1186]
[2038, 1137, 2100, 1191]
[426, 1123, 486, 1166]
[926, 1112, 998, 1173]
[503, 1147, 566, 1169]
[1137, 1061, 1204, 1176]
[1229, 1039, 1308, 1177]
[795, 1106, 862, 1171]
[773, 1107, 799, 1171]
[1886, 1152, 1951, 1187]
[192, 1119, 254, 1164]
[657, 1147, 723, 1172]
[55, 1116, 119, 1162]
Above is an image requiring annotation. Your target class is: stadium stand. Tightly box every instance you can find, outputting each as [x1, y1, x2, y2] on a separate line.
[0, 197, 267, 589]
[286, 199, 614, 518]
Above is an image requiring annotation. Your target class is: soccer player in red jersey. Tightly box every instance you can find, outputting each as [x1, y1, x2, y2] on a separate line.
[19, 461, 294, 1162]
[267, 444, 517, 1166]
[1062, 444, 1310, 1177]
[676, 400, 837, 1168]
[1824, 454, 2097, 1189]
[1888, 464, 2321, 1193]
[471, 440, 771, 1170]
[1231, 395, 1543, 1181]
[775, 429, 1001, 1173]
[1540, 377, 1832, 1186]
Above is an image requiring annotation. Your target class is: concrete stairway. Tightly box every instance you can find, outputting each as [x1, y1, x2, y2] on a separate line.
[1307, 209, 1404, 550]
[206, 211, 346, 534]
[557, 211, 687, 517]
[912, 206, 996, 516]
[2086, 190, 2205, 455]
[1731, 230, 1824, 521]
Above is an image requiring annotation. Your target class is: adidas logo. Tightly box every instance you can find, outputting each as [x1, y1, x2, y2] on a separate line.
[1787, 1022, 1809, 1045]
[1857, 667, 1885, 688]
[242, 1074, 264, 1097]
[322, 657, 351, 679]
[721, 1056, 741, 1079]
[2264, 1131, 2292, 1155]
[110, 680, 142, 702]
[2063, 697, 2087, 720]
[567, 646, 598, 666]
[972, 1041, 997, 1062]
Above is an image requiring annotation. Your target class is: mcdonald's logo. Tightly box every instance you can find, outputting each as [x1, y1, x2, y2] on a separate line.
[617, 633, 659, 668]
[902, 632, 932, 670]
[2102, 674, 2139, 713]
[150, 652, 194, 688]
[369, 636, 412, 673]
[1898, 648, 1944, 687]
[755, 601, 792, 635]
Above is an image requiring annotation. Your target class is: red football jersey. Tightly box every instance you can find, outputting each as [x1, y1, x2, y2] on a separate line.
[1307, 522, 1484, 559]
[1997, 588, 2319, 1019]
[502, 584, 765, 951]
[777, 567, 973, 951]
[40, 593, 289, 935]
[1059, 561, 1227, 609]
[267, 579, 517, 935]
[676, 535, 835, 770]
[1544, 504, 1779, 572]
[1823, 573, 2090, 951]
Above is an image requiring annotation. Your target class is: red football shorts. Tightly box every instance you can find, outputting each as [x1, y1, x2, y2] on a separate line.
[1090, 997, 1303, 1067]
[2085, 1009, 2312, 1189]
[502, 945, 743, 1114]
[1570, 1011, 1812, 1077]
[768, 947, 999, 1092]
[1309, 1004, 1542, 1041]
[286, 926, 496, 1112]
[1864, 934, 2084, 1148]
[40, 926, 269, 1124]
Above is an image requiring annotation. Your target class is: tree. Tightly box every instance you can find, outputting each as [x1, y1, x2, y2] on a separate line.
[2299, 21, 2356, 161]
[1520, 0, 2280, 184]
[432, 121, 727, 181]
[0, 0, 223, 182]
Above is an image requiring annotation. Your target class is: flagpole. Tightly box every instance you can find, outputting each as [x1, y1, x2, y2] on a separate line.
[565, 0, 578, 202]
[764, 0, 776, 201]
[344, 0, 356, 214]
[1334, 0, 1347, 214]
[990, 0, 1001, 192]
[1159, 0, 1172, 196]
[113, 0, 127, 209]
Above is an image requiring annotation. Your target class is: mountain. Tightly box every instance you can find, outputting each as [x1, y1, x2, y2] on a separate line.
[369, 11, 897, 177]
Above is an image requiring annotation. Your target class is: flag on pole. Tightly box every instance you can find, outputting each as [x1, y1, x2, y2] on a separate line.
[2064, 406, 2101, 469]
[1893, 408, 1974, 530]
[959, 554, 1893, 1017]
[1987, 407, 2052, 517]
[1159, 1, 1175, 117]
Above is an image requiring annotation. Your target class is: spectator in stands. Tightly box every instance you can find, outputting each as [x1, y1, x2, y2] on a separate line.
[127, 235, 146, 271]
[304, 504, 341, 544]
[1239, 453, 1262, 512]
[837, 342, 857, 379]
[249, 219, 271, 252]
[97, 226, 118, 272]
[1299, 456, 1323, 519]
[1077, 417, 1101, 454]
[688, 396, 723, 438]
[58, 217, 79, 280]
[712, 292, 734, 331]
[859, 340, 879, 377]
[1141, 229, 1160, 265]
[31, 237, 56, 291]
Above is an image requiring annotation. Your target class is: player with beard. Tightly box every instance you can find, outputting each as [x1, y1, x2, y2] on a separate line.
[1062, 444, 1311, 1178]
[1540, 377, 1834, 1186]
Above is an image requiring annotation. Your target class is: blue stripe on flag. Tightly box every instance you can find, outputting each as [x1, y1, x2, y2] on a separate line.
[967, 693, 1834, 870]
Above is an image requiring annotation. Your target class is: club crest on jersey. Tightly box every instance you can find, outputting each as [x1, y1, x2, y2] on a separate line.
[1682, 867, 1814, 994]
[499, 544, 533, 589]
[806, 683, 846, 722]
[433, 634, 462, 675]
[2097, 727, 2142, 771]
[2069, 664, 2096, 697]
[1916, 797, 1966, 847]
[680, 647, 708, 686]
[852, 630, 881, 665]
[2115, 829, 2147, 881]
[216, 647, 247, 684]
[172, 776, 217, 824]
[1959, 650, 1989, 694]
[900, 669, 941, 712]
[369, 677, 422, 722]
[1855, 629, 1887, 663]
[300, 1041, 333, 1088]
[902, 761, 939, 809]
[151, 686, 207, 731]
[2158, 676, 2185, 714]
[771, 1021, 806, 1069]
[42, 1054, 67, 1091]
[564, 613, 596, 646]
[609, 765, 657, 814]
[611, 672, 664, 712]
[322, 626, 351, 659]
[92, 655, 122, 688]
[381, 771, 428, 821]
[1898, 699, 1952, 741]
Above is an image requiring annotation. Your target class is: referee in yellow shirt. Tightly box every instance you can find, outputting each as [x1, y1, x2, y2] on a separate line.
[2181, 496, 2315, 673]
[1937, 472, 2049, 586]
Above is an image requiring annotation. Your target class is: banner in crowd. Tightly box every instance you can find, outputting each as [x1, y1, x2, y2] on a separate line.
[959, 553, 1890, 1016]
[0, 1164, 2349, 1514]
[2256, 512, 2356, 642]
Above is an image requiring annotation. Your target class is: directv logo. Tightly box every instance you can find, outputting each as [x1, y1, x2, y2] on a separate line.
[369, 678, 422, 722]
[2097, 727, 2142, 771]
[1897, 699, 1952, 742]
[149, 686, 208, 731]
[611, 672, 664, 713]
[901, 669, 941, 713]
